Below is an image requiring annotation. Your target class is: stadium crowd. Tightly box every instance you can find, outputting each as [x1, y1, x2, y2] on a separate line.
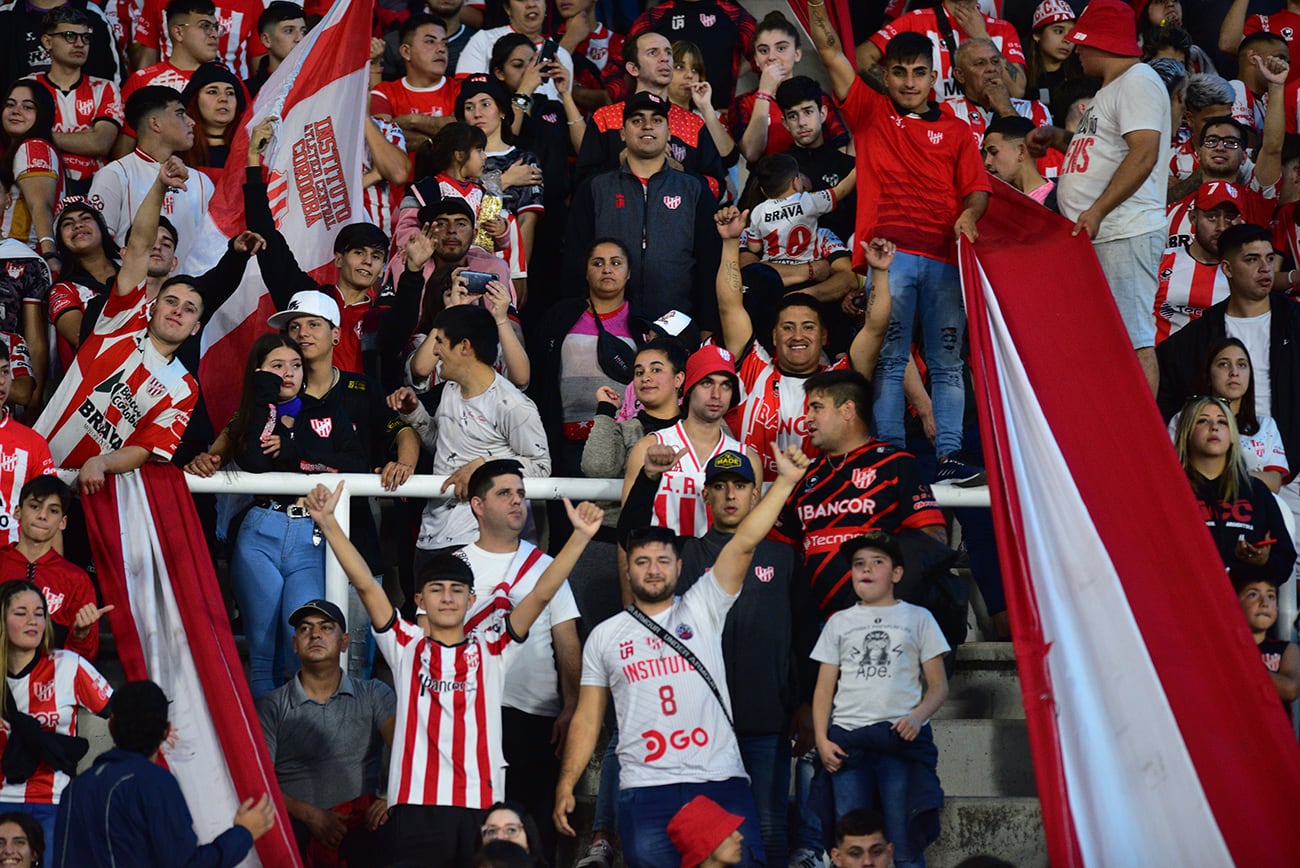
[0, 0, 1296, 865]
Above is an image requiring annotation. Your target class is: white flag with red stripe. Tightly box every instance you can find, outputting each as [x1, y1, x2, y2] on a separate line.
[962, 180, 1300, 865]
[81, 464, 301, 867]
[194, 0, 373, 430]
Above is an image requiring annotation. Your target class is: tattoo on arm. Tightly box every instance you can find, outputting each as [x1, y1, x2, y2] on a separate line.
[726, 259, 740, 292]
[816, 17, 838, 49]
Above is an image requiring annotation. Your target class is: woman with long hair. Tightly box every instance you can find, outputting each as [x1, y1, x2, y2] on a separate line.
[179, 63, 247, 177]
[0, 581, 112, 847]
[0, 810, 43, 868]
[1, 82, 62, 267]
[1174, 396, 1295, 585]
[47, 198, 119, 365]
[477, 801, 548, 867]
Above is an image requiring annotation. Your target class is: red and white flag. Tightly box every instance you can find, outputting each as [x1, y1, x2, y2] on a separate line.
[195, 0, 373, 430]
[963, 180, 1300, 865]
[81, 464, 301, 867]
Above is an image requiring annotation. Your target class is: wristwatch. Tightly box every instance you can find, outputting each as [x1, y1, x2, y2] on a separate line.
[511, 93, 534, 112]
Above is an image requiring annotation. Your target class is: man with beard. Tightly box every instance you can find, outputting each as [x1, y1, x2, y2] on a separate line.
[1154, 181, 1244, 344]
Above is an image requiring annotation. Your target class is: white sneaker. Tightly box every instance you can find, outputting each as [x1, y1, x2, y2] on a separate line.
[789, 848, 825, 868]
[576, 838, 616, 868]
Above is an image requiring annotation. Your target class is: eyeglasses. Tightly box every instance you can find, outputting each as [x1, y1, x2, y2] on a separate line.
[49, 30, 93, 44]
[1202, 136, 1243, 150]
[181, 19, 227, 36]
[481, 824, 523, 841]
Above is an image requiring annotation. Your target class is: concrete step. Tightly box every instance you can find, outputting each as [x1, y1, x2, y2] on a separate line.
[929, 797, 1047, 868]
[937, 642, 1026, 721]
[933, 718, 1036, 798]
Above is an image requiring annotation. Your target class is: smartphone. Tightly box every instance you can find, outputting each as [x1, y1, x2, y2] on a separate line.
[539, 37, 558, 65]
[462, 271, 495, 295]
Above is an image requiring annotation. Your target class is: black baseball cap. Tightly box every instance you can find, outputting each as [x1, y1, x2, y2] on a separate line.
[839, 531, 905, 569]
[289, 598, 347, 632]
[703, 450, 755, 485]
[624, 90, 670, 122]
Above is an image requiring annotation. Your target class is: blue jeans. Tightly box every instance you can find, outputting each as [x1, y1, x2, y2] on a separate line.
[618, 777, 765, 868]
[738, 734, 790, 865]
[791, 752, 823, 853]
[828, 725, 932, 868]
[593, 729, 620, 833]
[872, 251, 965, 457]
[231, 506, 325, 698]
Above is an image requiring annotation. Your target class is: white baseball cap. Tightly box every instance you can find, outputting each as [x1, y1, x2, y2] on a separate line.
[268, 290, 341, 330]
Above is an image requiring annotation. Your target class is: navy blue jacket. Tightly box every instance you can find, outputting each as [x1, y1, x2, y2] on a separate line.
[53, 748, 253, 868]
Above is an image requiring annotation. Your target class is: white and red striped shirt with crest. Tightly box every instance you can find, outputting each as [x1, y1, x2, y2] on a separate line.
[1154, 246, 1229, 345]
[651, 422, 743, 537]
[374, 595, 520, 810]
[0, 650, 112, 804]
[734, 344, 847, 478]
[29, 73, 123, 184]
[0, 413, 54, 545]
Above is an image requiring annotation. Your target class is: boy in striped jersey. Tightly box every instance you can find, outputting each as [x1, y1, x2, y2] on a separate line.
[306, 480, 603, 868]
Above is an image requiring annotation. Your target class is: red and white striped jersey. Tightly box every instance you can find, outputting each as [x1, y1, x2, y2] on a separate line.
[120, 62, 193, 102]
[1230, 80, 1266, 133]
[742, 190, 836, 265]
[944, 95, 1058, 176]
[34, 280, 197, 468]
[134, 0, 262, 79]
[2, 140, 62, 245]
[0, 650, 112, 804]
[1154, 246, 1229, 345]
[651, 422, 743, 537]
[362, 117, 406, 239]
[560, 20, 623, 73]
[1271, 201, 1300, 278]
[374, 599, 520, 810]
[581, 569, 748, 789]
[734, 343, 847, 477]
[0, 413, 55, 545]
[1166, 184, 1270, 249]
[29, 73, 123, 183]
[0, 333, 32, 382]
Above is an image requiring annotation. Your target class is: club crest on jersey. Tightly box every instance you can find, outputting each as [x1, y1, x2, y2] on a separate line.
[1285, 27, 1295, 39]
[5, 263, 23, 280]
[543, 112, 558, 124]
[77, 98, 95, 116]
[927, 130, 944, 145]
[34, 680, 55, 703]
[668, 141, 687, 163]
[755, 565, 775, 583]
[853, 467, 877, 489]
[145, 377, 166, 399]
[663, 195, 682, 210]
[675, 623, 694, 640]
[464, 644, 480, 671]
[699, 12, 716, 26]
[672, 14, 684, 28]
[43, 590, 66, 614]
[311, 417, 333, 438]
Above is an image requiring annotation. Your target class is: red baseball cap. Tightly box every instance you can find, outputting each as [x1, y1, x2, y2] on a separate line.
[682, 344, 740, 407]
[1194, 181, 1244, 213]
[1067, 0, 1141, 57]
[667, 796, 744, 868]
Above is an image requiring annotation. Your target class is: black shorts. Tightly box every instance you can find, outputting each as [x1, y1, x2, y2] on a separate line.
[387, 804, 482, 867]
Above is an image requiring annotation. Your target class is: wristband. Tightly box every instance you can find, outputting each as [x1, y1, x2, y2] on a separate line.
[38, 236, 54, 245]
[755, 91, 775, 103]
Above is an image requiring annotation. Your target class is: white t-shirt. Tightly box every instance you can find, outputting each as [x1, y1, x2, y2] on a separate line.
[1057, 63, 1170, 243]
[1226, 312, 1272, 417]
[463, 541, 579, 717]
[454, 26, 575, 102]
[581, 570, 748, 789]
[742, 189, 837, 264]
[811, 600, 950, 729]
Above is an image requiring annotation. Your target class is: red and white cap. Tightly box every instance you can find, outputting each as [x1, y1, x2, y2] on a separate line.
[1033, 0, 1076, 29]
[1194, 181, 1243, 214]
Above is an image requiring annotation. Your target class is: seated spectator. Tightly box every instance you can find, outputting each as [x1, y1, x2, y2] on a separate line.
[668, 40, 736, 177]
[667, 796, 745, 868]
[178, 62, 246, 176]
[1140, 22, 1192, 67]
[457, 0, 575, 104]
[1234, 575, 1300, 712]
[733, 12, 826, 165]
[623, 0, 755, 112]
[476, 840, 540, 868]
[133, 0, 262, 82]
[121, 0, 222, 101]
[48, 198, 118, 366]
[382, 0, 477, 80]
[0, 344, 53, 541]
[1134, 0, 1214, 74]
[1174, 395, 1296, 586]
[742, 153, 854, 266]
[981, 116, 1055, 205]
[1167, 338, 1288, 493]
[0, 0, 118, 93]
[1166, 115, 1277, 249]
[90, 86, 215, 272]
[53, 680, 275, 867]
[1227, 33, 1287, 134]
[2, 82, 62, 256]
[771, 76, 856, 245]
[1155, 182, 1242, 344]
[0, 335, 35, 410]
[31, 7, 123, 197]
[552, 0, 621, 113]
[947, 38, 1053, 174]
[36, 158, 200, 495]
[831, 810, 896, 868]
[1147, 56, 1188, 153]
[371, 15, 457, 154]
[567, 91, 722, 324]
[1026, 0, 1077, 105]
[478, 802, 547, 864]
[0, 477, 106, 659]
[0, 811, 43, 868]
[812, 532, 949, 868]
[244, 2, 305, 98]
[256, 598, 397, 863]
[0, 240, 50, 411]
[860, 0, 1027, 102]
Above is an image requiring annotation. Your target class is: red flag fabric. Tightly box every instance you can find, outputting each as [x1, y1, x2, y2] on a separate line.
[81, 464, 302, 867]
[962, 178, 1300, 866]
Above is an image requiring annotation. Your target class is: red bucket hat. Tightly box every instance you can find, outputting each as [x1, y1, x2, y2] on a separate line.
[1067, 0, 1141, 57]
[667, 796, 744, 868]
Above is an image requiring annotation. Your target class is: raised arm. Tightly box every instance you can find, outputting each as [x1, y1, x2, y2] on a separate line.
[806, 0, 859, 103]
[714, 205, 755, 358]
[508, 499, 603, 637]
[712, 444, 810, 594]
[1253, 55, 1289, 191]
[116, 157, 187, 293]
[849, 238, 895, 380]
[305, 482, 395, 628]
[1219, 0, 1250, 55]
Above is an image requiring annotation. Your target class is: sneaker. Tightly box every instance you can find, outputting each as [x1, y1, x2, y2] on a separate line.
[935, 456, 987, 487]
[789, 848, 825, 868]
[576, 838, 615, 868]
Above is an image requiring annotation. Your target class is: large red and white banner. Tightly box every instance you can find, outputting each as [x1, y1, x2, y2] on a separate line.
[195, 0, 373, 430]
[963, 179, 1300, 865]
[81, 464, 301, 867]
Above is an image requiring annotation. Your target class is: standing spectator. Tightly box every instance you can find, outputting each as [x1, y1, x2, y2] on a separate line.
[389, 303, 550, 560]
[133, 0, 262, 81]
[981, 115, 1055, 204]
[1226, 33, 1286, 134]
[382, 0, 478, 81]
[1167, 74, 1236, 182]
[772, 76, 855, 245]
[244, 2, 305, 98]
[89, 87, 214, 272]
[555, 444, 809, 867]
[1133, 0, 1214, 75]
[178, 62, 246, 177]
[0, 478, 105, 659]
[861, 0, 1027, 102]
[1166, 116, 1278, 249]
[456, 0, 576, 103]
[48, 199, 115, 366]
[1154, 181, 1242, 345]
[306, 480, 602, 868]
[53, 680, 276, 868]
[0, 0, 117, 93]
[2, 82, 62, 257]
[947, 38, 1053, 158]
[371, 15, 458, 154]
[567, 91, 722, 324]
[120, 0, 222, 101]
[1026, 0, 1076, 104]
[1026, 0, 1170, 395]
[667, 41, 737, 166]
[0, 348, 53, 544]
[574, 30, 726, 197]
[1221, 0, 1300, 81]
[623, 0, 755, 112]
[0, 580, 113, 847]
[554, 0, 622, 112]
[31, 7, 123, 198]
[807, 8, 990, 482]
[257, 599, 396, 863]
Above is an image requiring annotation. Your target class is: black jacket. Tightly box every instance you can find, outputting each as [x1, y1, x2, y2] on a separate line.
[0, 0, 117, 91]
